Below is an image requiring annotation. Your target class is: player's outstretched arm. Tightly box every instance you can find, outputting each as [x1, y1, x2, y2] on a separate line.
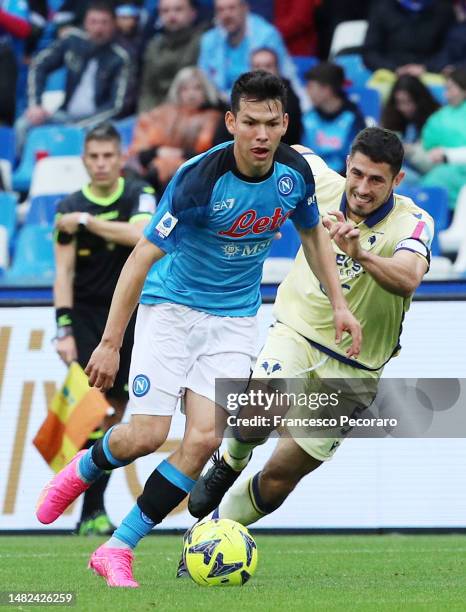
[324, 210, 428, 297]
[85, 237, 165, 391]
[298, 222, 362, 358]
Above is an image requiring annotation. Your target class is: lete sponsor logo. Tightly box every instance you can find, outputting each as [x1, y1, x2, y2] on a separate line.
[219, 208, 292, 238]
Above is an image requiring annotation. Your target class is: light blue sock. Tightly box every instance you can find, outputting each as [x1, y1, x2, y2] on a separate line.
[111, 504, 155, 549]
[78, 426, 129, 482]
[78, 448, 103, 483]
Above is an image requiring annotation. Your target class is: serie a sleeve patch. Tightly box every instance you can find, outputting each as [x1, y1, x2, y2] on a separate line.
[156, 211, 178, 238]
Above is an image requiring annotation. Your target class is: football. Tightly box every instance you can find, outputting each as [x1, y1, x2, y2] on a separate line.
[183, 518, 258, 586]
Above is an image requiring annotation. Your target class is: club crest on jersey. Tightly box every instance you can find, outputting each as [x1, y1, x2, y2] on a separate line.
[219, 208, 292, 238]
[132, 374, 150, 397]
[261, 360, 283, 375]
[278, 175, 294, 195]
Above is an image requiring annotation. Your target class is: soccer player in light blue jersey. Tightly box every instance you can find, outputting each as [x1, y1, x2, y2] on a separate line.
[35, 70, 361, 587]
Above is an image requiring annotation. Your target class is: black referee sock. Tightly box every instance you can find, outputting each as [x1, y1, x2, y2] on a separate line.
[112, 460, 196, 549]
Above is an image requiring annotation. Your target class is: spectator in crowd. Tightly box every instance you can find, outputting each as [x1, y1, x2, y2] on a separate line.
[199, 0, 305, 106]
[274, 0, 320, 57]
[115, 4, 144, 115]
[53, 122, 155, 535]
[302, 62, 366, 175]
[0, 0, 32, 125]
[212, 46, 303, 146]
[315, 0, 371, 59]
[381, 75, 440, 143]
[435, 0, 466, 74]
[138, 0, 203, 112]
[381, 75, 441, 186]
[17, 1, 130, 149]
[363, 0, 454, 99]
[128, 66, 223, 192]
[417, 68, 466, 209]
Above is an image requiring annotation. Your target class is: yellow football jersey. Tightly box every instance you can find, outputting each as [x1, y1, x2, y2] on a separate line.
[274, 152, 434, 371]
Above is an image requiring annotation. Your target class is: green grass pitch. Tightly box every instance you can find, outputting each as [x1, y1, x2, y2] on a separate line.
[1, 534, 466, 611]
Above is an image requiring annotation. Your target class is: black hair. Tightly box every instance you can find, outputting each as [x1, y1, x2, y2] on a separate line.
[449, 67, 466, 92]
[381, 75, 440, 135]
[85, 122, 121, 146]
[230, 70, 287, 114]
[86, 1, 116, 17]
[350, 127, 404, 176]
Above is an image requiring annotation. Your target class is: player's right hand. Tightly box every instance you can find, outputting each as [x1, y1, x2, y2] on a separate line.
[55, 335, 77, 365]
[85, 343, 120, 393]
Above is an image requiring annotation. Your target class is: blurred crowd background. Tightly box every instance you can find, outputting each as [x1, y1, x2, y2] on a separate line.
[0, 0, 465, 284]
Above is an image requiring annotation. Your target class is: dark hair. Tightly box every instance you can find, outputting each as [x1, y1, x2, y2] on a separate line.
[86, 1, 116, 17]
[85, 122, 121, 146]
[449, 67, 466, 91]
[381, 75, 440, 135]
[230, 70, 287, 114]
[304, 61, 346, 96]
[350, 127, 404, 176]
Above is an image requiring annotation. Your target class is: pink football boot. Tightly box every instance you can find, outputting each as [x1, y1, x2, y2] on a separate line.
[36, 450, 90, 524]
[88, 545, 139, 588]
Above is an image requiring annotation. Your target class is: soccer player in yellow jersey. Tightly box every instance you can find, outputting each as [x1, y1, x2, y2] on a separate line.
[188, 127, 434, 526]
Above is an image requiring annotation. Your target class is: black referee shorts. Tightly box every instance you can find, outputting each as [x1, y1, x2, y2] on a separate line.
[73, 302, 136, 400]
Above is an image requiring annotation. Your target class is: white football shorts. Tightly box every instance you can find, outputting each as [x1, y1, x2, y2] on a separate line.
[128, 303, 257, 416]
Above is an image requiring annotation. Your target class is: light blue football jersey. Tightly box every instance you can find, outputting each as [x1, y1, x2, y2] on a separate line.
[142, 141, 319, 316]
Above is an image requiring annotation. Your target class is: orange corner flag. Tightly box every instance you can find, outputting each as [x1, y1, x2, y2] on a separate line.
[33, 362, 110, 472]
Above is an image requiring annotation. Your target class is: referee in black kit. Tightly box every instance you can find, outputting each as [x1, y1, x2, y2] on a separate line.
[53, 122, 156, 535]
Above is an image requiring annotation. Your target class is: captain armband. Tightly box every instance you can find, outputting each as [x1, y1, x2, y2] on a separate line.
[55, 307, 73, 339]
[394, 238, 430, 262]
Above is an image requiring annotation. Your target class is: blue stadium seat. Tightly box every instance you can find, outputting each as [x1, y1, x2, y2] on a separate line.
[268, 221, 301, 258]
[12, 125, 85, 192]
[0, 192, 18, 241]
[335, 54, 371, 89]
[348, 87, 381, 124]
[398, 185, 450, 231]
[25, 194, 67, 226]
[4, 225, 55, 282]
[0, 126, 16, 166]
[292, 55, 318, 85]
[114, 116, 136, 152]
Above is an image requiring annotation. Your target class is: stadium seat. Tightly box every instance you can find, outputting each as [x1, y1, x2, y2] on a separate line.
[0, 126, 15, 166]
[424, 255, 453, 279]
[114, 116, 136, 152]
[348, 87, 381, 124]
[0, 225, 8, 271]
[29, 156, 89, 197]
[0, 159, 12, 190]
[453, 236, 466, 273]
[12, 125, 85, 192]
[4, 224, 55, 282]
[335, 54, 371, 89]
[262, 221, 301, 283]
[329, 20, 368, 58]
[292, 55, 318, 85]
[25, 194, 67, 225]
[0, 192, 18, 241]
[398, 185, 450, 232]
[42, 68, 67, 115]
[439, 185, 466, 254]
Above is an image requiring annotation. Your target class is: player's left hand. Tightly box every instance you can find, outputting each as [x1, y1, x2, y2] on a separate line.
[55, 212, 85, 234]
[323, 211, 362, 260]
[333, 306, 362, 358]
[85, 342, 120, 393]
